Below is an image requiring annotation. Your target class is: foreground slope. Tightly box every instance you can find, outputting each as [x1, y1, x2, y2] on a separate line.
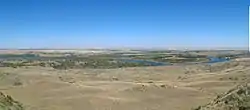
[0, 92, 24, 110]
[194, 83, 250, 110]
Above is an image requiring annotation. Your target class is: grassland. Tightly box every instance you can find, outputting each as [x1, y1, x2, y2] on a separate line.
[0, 49, 248, 110]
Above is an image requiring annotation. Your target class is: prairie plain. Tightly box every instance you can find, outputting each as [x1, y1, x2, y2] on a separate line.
[0, 49, 248, 110]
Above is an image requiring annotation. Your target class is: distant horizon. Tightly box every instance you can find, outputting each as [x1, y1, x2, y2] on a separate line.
[0, 46, 248, 51]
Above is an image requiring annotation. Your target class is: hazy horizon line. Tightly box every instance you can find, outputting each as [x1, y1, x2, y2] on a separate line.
[0, 47, 248, 51]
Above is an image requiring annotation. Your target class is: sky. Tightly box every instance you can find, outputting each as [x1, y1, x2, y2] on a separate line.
[0, 0, 249, 49]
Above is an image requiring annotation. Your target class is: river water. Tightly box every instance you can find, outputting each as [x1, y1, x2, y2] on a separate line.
[120, 57, 230, 66]
[206, 57, 230, 64]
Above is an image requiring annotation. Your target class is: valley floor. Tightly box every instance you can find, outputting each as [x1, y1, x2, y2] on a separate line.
[0, 61, 249, 110]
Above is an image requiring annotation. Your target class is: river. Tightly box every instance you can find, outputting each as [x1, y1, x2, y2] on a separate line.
[120, 57, 230, 66]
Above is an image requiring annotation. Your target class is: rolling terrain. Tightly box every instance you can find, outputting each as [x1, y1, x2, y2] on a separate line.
[0, 50, 248, 110]
[0, 60, 249, 109]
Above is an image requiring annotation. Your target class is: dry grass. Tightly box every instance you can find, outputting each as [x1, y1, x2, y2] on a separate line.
[0, 59, 249, 110]
[193, 83, 250, 110]
[0, 92, 24, 110]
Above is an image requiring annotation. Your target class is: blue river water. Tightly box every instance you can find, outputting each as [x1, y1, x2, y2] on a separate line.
[120, 57, 230, 66]
[206, 57, 230, 64]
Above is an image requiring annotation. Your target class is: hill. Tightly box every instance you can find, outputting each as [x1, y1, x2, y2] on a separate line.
[0, 92, 24, 110]
[194, 83, 250, 110]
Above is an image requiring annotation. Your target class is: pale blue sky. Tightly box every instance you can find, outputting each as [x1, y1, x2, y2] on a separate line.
[0, 0, 249, 49]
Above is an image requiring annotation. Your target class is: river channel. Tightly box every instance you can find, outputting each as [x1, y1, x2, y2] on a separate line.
[120, 57, 230, 66]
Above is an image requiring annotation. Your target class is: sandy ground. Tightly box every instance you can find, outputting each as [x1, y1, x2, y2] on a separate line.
[0, 62, 249, 110]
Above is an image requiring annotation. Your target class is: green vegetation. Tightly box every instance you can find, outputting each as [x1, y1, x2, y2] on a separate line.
[0, 54, 153, 69]
[215, 54, 241, 59]
[0, 51, 243, 69]
[128, 53, 209, 63]
[51, 59, 152, 69]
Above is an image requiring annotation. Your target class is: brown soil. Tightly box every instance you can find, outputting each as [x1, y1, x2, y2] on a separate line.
[0, 60, 249, 110]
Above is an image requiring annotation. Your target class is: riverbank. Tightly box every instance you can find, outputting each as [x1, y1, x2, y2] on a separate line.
[119, 57, 230, 67]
